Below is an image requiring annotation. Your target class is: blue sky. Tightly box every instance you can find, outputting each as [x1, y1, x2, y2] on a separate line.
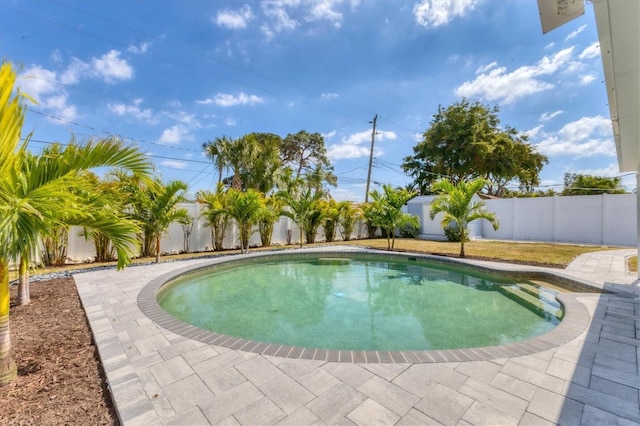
[3, 0, 631, 200]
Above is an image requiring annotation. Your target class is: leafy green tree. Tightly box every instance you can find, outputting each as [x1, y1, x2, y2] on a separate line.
[563, 173, 626, 195]
[198, 184, 230, 251]
[0, 61, 153, 385]
[485, 132, 548, 197]
[281, 130, 337, 188]
[402, 98, 546, 195]
[368, 184, 419, 250]
[429, 178, 499, 257]
[224, 189, 265, 254]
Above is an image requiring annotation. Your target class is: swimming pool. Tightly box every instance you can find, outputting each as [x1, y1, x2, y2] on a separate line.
[155, 251, 569, 352]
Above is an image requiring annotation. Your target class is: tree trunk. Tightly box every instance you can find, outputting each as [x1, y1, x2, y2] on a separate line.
[16, 254, 29, 306]
[299, 227, 303, 248]
[155, 236, 161, 263]
[0, 258, 17, 386]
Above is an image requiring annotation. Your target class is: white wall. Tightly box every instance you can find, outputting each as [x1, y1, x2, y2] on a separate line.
[481, 194, 636, 246]
[65, 194, 637, 261]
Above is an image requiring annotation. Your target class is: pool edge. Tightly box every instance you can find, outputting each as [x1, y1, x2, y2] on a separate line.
[137, 247, 597, 364]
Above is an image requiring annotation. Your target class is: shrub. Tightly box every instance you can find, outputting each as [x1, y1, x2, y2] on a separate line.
[444, 224, 469, 242]
[399, 222, 420, 238]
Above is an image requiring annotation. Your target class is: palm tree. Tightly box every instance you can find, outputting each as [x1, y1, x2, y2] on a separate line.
[198, 184, 231, 251]
[203, 136, 232, 184]
[368, 184, 419, 250]
[138, 180, 190, 263]
[337, 201, 362, 241]
[429, 178, 499, 257]
[320, 198, 340, 242]
[0, 61, 153, 385]
[224, 189, 265, 254]
[280, 185, 324, 248]
[258, 194, 284, 247]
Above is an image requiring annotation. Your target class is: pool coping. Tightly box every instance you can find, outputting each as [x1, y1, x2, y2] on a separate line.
[137, 247, 610, 364]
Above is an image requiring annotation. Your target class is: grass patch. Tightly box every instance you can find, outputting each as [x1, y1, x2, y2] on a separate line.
[337, 238, 618, 268]
[628, 256, 637, 272]
[16, 238, 620, 279]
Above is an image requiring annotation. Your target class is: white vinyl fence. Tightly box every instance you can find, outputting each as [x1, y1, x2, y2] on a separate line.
[66, 194, 637, 261]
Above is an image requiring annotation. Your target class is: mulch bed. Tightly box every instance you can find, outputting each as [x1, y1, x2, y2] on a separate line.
[0, 277, 118, 425]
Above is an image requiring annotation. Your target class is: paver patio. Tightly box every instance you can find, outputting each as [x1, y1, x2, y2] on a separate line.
[74, 247, 640, 425]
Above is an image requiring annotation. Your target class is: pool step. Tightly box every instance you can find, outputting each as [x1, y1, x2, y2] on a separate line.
[518, 284, 560, 307]
[498, 285, 563, 321]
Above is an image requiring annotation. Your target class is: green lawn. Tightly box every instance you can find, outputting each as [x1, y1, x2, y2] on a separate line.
[19, 238, 621, 280]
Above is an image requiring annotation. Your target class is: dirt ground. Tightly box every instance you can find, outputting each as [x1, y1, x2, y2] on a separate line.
[0, 277, 117, 425]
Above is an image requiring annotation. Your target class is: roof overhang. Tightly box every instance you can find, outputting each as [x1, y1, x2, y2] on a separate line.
[592, 0, 640, 172]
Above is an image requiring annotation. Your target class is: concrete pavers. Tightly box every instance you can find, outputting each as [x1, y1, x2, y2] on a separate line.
[74, 248, 640, 425]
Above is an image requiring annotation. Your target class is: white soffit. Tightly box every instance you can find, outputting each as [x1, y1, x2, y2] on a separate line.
[592, 0, 640, 172]
[538, 0, 585, 34]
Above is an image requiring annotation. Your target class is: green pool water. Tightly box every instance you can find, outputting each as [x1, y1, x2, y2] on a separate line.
[157, 255, 563, 351]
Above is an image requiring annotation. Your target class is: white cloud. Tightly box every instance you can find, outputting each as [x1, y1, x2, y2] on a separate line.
[60, 50, 133, 84]
[540, 110, 563, 121]
[322, 130, 337, 139]
[330, 187, 362, 202]
[579, 42, 600, 60]
[306, 0, 343, 27]
[158, 125, 190, 145]
[200, 92, 265, 107]
[321, 92, 339, 99]
[476, 62, 497, 75]
[50, 50, 63, 63]
[160, 159, 188, 169]
[90, 50, 134, 83]
[17, 65, 79, 121]
[59, 58, 89, 85]
[413, 0, 479, 29]
[534, 115, 615, 157]
[566, 163, 621, 178]
[327, 129, 396, 160]
[127, 42, 150, 54]
[564, 24, 586, 41]
[108, 98, 156, 123]
[580, 73, 597, 85]
[261, 0, 299, 39]
[455, 47, 576, 104]
[215, 5, 255, 29]
[224, 118, 237, 126]
[523, 124, 544, 139]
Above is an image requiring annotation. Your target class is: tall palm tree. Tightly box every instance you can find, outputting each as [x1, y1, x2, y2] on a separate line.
[0, 61, 153, 385]
[429, 178, 499, 257]
[203, 136, 232, 184]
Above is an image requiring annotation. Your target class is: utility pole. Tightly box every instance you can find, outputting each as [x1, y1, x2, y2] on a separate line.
[364, 114, 378, 203]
